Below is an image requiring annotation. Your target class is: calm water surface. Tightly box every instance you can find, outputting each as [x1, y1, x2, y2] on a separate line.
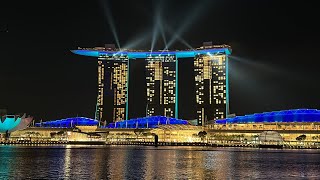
[0, 145, 320, 179]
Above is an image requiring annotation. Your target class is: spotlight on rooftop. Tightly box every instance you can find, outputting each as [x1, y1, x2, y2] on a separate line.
[100, 0, 121, 49]
[165, 1, 210, 49]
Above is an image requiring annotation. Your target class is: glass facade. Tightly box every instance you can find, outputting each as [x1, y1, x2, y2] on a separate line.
[97, 54, 129, 122]
[194, 54, 227, 126]
[145, 55, 176, 117]
[96, 60, 104, 121]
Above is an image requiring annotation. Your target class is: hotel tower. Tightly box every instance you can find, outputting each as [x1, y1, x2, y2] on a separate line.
[72, 42, 231, 125]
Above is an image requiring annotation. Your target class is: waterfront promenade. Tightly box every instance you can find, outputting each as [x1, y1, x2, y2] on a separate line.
[1, 139, 320, 149]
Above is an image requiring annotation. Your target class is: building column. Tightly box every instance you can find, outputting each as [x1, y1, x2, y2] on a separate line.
[175, 57, 178, 118]
[226, 55, 230, 116]
[126, 59, 130, 120]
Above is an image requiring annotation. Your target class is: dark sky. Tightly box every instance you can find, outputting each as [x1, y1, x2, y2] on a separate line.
[1, 0, 319, 121]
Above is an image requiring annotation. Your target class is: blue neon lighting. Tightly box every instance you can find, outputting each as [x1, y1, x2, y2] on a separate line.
[216, 109, 320, 124]
[0, 116, 22, 133]
[226, 55, 230, 115]
[126, 59, 130, 120]
[175, 57, 178, 118]
[35, 117, 99, 128]
[71, 48, 231, 59]
[103, 116, 188, 129]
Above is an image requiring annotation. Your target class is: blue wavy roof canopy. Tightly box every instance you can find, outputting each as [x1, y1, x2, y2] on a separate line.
[34, 116, 187, 129]
[216, 109, 320, 124]
[105, 116, 188, 129]
[35, 117, 99, 128]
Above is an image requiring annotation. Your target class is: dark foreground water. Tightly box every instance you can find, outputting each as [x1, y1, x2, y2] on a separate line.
[1, 145, 320, 179]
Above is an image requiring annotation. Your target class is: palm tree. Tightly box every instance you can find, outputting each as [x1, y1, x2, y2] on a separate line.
[198, 131, 207, 143]
[296, 134, 307, 144]
[134, 129, 144, 140]
[312, 136, 319, 142]
[252, 135, 259, 144]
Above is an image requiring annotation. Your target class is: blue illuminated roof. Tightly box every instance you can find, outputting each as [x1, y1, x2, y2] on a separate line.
[35, 116, 188, 129]
[71, 48, 231, 59]
[216, 109, 320, 124]
[35, 117, 99, 128]
[104, 116, 188, 129]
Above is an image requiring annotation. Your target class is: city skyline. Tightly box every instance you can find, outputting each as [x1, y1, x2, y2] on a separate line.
[1, 1, 320, 180]
[1, 0, 319, 121]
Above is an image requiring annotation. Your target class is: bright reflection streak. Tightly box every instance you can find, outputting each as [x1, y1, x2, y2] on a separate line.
[100, 0, 121, 49]
[151, 23, 159, 52]
[228, 55, 295, 105]
[165, 0, 210, 49]
[114, 30, 153, 56]
[63, 146, 71, 178]
[98, 1, 210, 52]
[159, 17, 167, 49]
[151, 15, 160, 52]
[121, 30, 152, 50]
[228, 55, 267, 86]
[229, 55, 284, 75]
[178, 38, 194, 50]
[166, 25, 194, 50]
[107, 147, 126, 179]
[151, 1, 165, 51]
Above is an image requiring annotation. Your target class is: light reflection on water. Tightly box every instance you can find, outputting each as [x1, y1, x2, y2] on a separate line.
[0, 145, 320, 179]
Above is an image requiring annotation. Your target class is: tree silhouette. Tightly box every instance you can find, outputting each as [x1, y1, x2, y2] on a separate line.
[296, 134, 306, 141]
[134, 129, 144, 140]
[198, 131, 207, 142]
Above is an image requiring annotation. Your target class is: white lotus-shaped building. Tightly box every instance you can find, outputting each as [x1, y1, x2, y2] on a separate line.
[0, 114, 33, 133]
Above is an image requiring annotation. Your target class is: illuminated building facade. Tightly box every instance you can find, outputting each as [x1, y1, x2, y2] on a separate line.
[11, 109, 320, 146]
[194, 53, 228, 126]
[96, 54, 129, 122]
[145, 55, 177, 117]
[72, 43, 231, 125]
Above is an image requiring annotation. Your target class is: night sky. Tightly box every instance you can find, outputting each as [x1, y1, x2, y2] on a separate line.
[1, 0, 319, 121]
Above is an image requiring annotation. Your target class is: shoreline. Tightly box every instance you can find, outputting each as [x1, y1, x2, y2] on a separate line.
[1, 141, 319, 149]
